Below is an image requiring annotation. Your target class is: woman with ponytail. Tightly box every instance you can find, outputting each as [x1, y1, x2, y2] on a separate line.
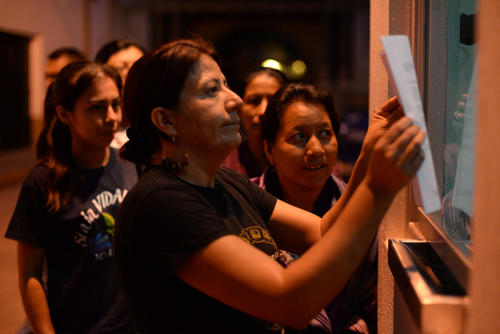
[6, 61, 137, 334]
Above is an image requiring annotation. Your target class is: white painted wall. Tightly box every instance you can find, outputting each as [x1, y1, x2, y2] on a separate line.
[0, 0, 85, 127]
[0, 0, 85, 58]
[0, 0, 151, 141]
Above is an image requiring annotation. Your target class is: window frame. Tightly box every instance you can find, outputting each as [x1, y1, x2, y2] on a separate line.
[407, 0, 472, 292]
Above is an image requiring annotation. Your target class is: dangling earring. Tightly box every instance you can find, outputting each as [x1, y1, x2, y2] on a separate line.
[161, 153, 189, 172]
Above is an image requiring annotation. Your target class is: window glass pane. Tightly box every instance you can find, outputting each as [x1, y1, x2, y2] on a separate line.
[440, 0, 477, 254]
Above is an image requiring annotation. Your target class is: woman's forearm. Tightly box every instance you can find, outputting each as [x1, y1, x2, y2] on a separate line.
[178, 180, 393, 330]
[17, 243, 55, 334]
[279, 180, 393, 327]
[20, 277, 55, 334]
[288, 116, 423, 326]
[320, 98, 407, 235]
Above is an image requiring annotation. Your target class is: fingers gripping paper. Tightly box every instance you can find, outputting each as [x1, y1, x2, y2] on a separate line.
[380, 35, 441, 214]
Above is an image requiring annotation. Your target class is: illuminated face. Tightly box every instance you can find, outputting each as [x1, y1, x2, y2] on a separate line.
[62, 75, 122, 150]
[174, 54, 243, 158]
[241, 73, 281, 147]
[106, 46, 144, 83]
[265, 101, 338, 191]
[45, 55, 76, 90]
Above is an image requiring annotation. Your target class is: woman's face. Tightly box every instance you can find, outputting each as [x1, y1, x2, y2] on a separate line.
[266, 101, 338, 190]
[174, 54, 243, 158]
[106, 46, 144, 83]
[241, 73, 281, 146]
[45, 55, 77, 90]
[63, 75, 121, 150]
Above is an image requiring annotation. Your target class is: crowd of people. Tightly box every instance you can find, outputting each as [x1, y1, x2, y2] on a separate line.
[5, 37, 425, 334]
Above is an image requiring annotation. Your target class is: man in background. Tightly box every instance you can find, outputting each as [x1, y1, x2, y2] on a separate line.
[44, 47, 86, 89]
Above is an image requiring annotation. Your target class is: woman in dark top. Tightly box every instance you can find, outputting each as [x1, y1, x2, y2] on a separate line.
[255, 83, 379, 333]
[114, 38, 425, 333]
[222, 67, 287, 177]
[6, 61, 137, 333]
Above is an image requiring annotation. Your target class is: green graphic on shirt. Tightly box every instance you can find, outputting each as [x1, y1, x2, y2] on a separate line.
[102, 212, 115, 236]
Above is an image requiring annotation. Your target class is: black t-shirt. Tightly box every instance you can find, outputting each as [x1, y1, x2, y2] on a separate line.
[5, 149, 137, 334]
[114, 166, 282, 334]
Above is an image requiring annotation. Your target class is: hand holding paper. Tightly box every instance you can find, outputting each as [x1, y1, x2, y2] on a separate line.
[380, 35, 442, 214]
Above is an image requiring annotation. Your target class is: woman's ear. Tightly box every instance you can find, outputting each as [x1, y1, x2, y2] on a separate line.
[55, 105, 71, 125]
[263, 140, 275, 166]
[151, 107, 177, 138]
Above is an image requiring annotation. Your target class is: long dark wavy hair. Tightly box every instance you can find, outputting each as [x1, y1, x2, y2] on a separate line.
[36, 61, 122, 212]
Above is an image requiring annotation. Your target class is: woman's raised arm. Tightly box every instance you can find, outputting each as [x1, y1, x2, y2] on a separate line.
[177, 116, 424, 329]
[264, 97, 408, 253]
[319, 96, 404, 234]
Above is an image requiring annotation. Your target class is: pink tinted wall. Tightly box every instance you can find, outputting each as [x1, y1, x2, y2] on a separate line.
[0, 0, 85, 136]
[466, 1, 500, 332]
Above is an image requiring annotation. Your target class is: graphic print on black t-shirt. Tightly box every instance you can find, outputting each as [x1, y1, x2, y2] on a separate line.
[78, 188, 128, 262]
[239, 225, 277, 248]
[88, 212, 115, 262]
[5, 148, 138, 334]
[115, 167, 288, 333]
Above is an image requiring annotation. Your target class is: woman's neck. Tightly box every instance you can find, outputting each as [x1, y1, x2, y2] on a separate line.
[277, 177, 324, 212]
[248, 138, 269, 172]
[71, 142, 110, 169]
[178, 158, 218, 187]
[152, 149, 222, 187]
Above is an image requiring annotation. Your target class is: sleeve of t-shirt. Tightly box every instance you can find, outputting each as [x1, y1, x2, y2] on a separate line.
[245, 175, 277, 223]
[137, 185, 232, 274]
[218, 167, 277, 223]
[5, 169, 49, 248]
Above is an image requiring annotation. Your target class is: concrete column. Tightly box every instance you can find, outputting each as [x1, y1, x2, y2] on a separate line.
[466, 1, 500, 332]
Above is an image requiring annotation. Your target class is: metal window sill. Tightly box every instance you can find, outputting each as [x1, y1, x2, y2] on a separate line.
[388, 239, 467, 333]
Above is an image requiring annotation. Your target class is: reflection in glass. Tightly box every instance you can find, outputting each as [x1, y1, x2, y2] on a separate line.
[441, 0, 477, 253]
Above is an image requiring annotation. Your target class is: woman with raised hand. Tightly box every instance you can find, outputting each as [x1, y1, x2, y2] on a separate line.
[6, 61, 137, 334]
[114, 38, 424, 334]
[256, 83, 398, 333]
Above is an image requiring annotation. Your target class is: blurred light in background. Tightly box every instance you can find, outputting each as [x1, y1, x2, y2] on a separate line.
[261, 58, 307, 79]
[290, 59, 307, 78]
[261, 58, 283, 71]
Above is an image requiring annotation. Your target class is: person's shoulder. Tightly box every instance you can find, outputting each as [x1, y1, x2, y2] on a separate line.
[11, 164, 51, 210]
[119, 168, 167, 214]
[119, 167, 209, 222]
[217, 167, 252, 186]
[107, 147, 137, 179]
[125, 167, 186, 201]
[22, 164, 51, 189]
[216, 167, 268, 200]
[109, 147, 133, 169]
